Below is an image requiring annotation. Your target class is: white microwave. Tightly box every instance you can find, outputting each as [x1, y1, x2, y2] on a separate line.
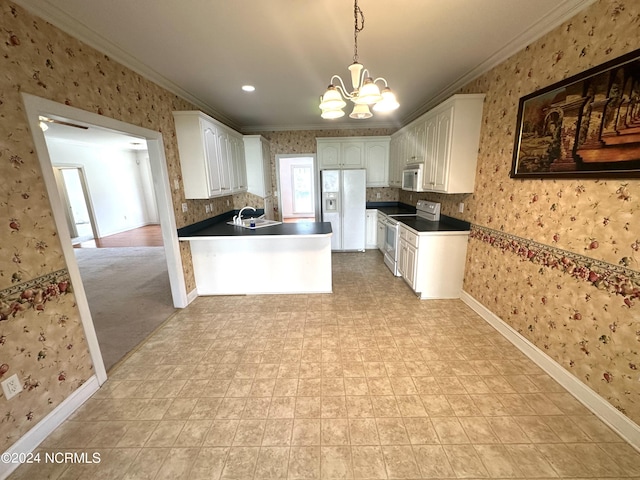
[402, 164, 423, 191]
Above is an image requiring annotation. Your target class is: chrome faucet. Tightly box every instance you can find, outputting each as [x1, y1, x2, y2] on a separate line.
[235, 206, 256, 225]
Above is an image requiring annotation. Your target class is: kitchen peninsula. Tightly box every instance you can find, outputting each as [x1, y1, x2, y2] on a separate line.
[178, 214, 333, 295]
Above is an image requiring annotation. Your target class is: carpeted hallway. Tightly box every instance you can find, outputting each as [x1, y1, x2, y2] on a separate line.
[74, 246, 176, 371]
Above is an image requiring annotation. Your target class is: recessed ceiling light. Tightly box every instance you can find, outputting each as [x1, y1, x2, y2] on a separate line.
[242, 85, 255, 92]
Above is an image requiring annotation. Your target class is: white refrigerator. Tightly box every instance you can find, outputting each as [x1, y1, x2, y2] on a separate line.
[321, 169, 366, 251]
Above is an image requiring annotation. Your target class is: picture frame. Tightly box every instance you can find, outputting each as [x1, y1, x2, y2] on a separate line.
[510, 48, 640, 179]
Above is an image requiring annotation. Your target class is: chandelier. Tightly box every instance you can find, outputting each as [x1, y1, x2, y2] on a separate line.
[319, 0, 399, 119]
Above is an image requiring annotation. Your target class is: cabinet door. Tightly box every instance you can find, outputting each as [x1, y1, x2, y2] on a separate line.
[388, 136, 400, 187]
[365, 210, 377, 249]
[261, 139, 272, 196]
[398, 132, 410, 166]
[341, 142, 364, 168]
[405, 244, 417, 289]
[377, 220, 385, 251]
[318, 142, 341, 169]
[397, 239, 408, 278]
[229, 134, 246, 192]
[422, 115, 437, 190]
[237, 138, 247, 191]
[202, 124, 222, 196]
[406, 122, 426, 164]
[216, 130, 232, 194]
[413, 121, 427, 164]
[433, 107, 453, 192]
[364, 142, 389, 187]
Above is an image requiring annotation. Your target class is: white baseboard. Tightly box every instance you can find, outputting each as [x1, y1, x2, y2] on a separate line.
[187, 288, 198, 305]
[460, 290, 640, 452]
[0, 375, 100, 480]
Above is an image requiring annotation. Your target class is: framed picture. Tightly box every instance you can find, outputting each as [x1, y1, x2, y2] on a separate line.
[510, 48, 640, 178]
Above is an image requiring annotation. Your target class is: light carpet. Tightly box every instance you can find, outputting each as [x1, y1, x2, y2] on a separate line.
[73, 247, 176, 371]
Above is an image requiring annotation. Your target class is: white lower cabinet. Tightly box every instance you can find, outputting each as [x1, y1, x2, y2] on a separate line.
[376, 214, 386, 252]
[397, 226, 418, 289]
[398, 224, 469, 299]
[365, 209, 377, 249]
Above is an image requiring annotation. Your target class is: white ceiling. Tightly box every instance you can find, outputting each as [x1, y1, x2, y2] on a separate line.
[16, 0, 595, 133]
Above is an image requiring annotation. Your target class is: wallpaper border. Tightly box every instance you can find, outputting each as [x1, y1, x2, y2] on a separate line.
[469, 225, 639, 307]
[0, 269, 71, 320]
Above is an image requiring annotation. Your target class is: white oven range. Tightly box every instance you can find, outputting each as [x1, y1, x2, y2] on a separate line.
[379, 200, 441, 276]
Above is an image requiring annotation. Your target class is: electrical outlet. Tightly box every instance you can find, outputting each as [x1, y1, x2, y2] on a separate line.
[376, 192, 381, 199]
[174, 179, 179, 190]
[2, 374, 23, 400]
[205, 205, 210, 213]
[209, 203, 214, 212]
[458, 202, 464, 213]
[226, 199, 230, 206]
[181, 203, 188, 213]
[409, 194, 413, 202]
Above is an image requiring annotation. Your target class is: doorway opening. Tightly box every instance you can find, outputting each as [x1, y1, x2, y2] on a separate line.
[276, 155, 317, 223]
[22, 93, 188, 382]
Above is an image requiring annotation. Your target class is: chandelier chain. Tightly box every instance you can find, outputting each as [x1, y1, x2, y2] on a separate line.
[353, 0, 364, 64]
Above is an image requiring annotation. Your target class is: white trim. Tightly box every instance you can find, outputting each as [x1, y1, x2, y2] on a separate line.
[187, 288, 199, 305]
[0, 376, 100, 480]
[460, 290, 640, 452]
[21, 93, 191, 391]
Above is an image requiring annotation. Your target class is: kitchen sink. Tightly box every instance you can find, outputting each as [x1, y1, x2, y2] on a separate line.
[227, 218, 283, 229]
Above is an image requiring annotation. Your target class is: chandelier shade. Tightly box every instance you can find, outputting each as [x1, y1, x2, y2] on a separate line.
[318, 0, 399, 120]
[349, 104, 373, 119]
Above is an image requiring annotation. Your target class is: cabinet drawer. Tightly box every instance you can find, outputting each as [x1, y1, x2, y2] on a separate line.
[400, 227, 419, 248]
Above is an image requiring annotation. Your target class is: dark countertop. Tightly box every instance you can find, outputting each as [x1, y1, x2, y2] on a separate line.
[366, 202, 416, 216]
[177, 210, 332, 238]
[182, 221, 332, 238]
[397, 216, 470, 234]
[367, 202, 470, 233]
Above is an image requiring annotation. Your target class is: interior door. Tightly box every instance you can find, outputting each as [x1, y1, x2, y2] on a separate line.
[53, 166, 96, 241]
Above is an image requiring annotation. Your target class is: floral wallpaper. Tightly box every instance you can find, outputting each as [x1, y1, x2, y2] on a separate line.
[401, 0, 640, 425]
[0, 0, 220, 451]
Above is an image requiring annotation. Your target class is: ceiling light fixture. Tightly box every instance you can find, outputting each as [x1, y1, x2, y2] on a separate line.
[242, 85, 256, 92]
[319, 0, 399, 120]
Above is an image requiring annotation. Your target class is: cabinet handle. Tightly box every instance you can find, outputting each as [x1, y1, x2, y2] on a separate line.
[221, 187, 230, 190]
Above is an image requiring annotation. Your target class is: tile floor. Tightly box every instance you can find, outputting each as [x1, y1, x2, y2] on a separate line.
[10, 251, 640, 479]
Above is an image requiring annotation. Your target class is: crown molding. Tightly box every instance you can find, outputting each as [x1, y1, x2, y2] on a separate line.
[12, 0, 242, 132]
[14, 0, 597, 133]
[240, 120, 401, 134]
[402, 0, 598, 125]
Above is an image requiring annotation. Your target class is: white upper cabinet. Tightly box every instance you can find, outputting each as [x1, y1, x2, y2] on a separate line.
[202, 123, 222, 196]
[388, 135, 402, 187]
[243, 135, 273, 198]
[341, 142, 365, 168]
[317, 137, 390, 187]
[317, 141, 341, 168]
[228, 133, 247, 193]
[392, 94, 485, 194]
[173, 111, 247, 199]
[364, 141, 389, 187]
